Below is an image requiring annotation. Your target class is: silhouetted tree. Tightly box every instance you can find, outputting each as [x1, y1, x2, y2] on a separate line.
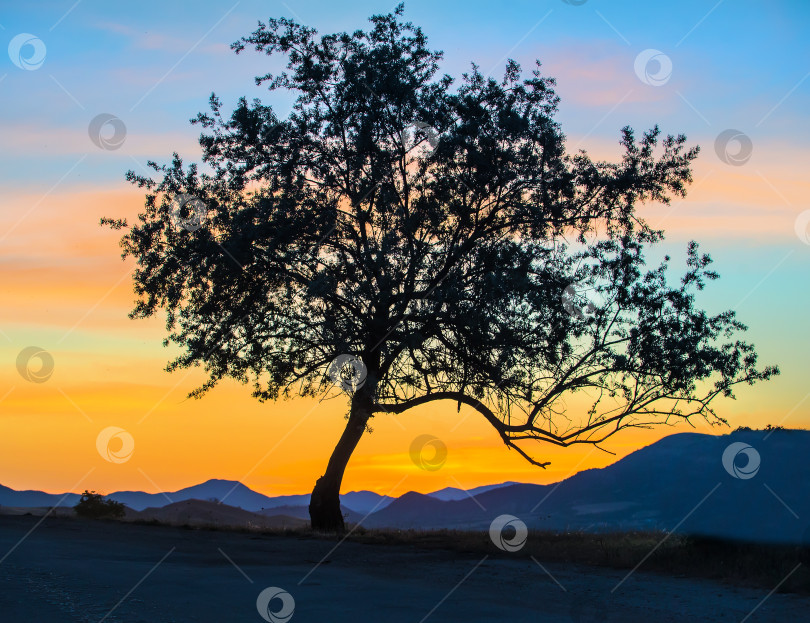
[103, 6, 776, 532]
[74, 491, 126, 519]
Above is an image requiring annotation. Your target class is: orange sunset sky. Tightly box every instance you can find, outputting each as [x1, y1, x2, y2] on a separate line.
[1, 1, 808, 499]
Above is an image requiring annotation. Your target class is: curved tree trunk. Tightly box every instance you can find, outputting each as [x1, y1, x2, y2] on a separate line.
[308, 390, 372, 532]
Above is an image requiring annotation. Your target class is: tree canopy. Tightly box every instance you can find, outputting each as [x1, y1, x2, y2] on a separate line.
[104, 5, 776, 531]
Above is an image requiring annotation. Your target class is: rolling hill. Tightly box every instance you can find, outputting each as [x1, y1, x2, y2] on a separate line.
[0, 479, 394, 513]
[360, 429, 810, 543]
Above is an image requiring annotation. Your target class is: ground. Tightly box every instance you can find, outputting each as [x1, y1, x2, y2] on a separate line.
[0, 515, 806, 622]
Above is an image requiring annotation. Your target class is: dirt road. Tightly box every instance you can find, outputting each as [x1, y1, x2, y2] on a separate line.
[0, 515, 805, 622]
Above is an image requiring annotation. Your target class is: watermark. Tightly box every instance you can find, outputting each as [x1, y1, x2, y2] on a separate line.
[96, 426, 135, 464]
[256, 586, 295, 623]
[633, 49, 672, 86]
[16, 346, 54, 383]
[714, 129, 753, 166]
[326, 354, 367, 393]
[562, 0, 588, 5]
[169, 194, 207, 232]
[794, 210, 810, 245]
[562, 284, 597, 321]
[400, 121, 440, 158]
[409, 434, 447, 471]
[722, 441, 760, 479]
[489, 514, 528, 552]
[8, 33, 46, 70]
[88, 113, 127, 151]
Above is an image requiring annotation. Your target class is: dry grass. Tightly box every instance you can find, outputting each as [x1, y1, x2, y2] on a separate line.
[90, 513, 810, 594]
[341, 527, 810, 594]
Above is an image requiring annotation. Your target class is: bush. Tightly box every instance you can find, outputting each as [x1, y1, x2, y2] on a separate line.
[74, 490, 126, 519]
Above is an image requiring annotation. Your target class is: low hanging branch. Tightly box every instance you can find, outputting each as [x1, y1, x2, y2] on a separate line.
[372, 239, 776, 466]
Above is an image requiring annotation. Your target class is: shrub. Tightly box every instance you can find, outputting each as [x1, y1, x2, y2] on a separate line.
[74, 490, 126, 519]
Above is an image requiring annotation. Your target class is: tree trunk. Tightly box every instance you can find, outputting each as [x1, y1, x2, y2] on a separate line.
[308, 390, 372, 532]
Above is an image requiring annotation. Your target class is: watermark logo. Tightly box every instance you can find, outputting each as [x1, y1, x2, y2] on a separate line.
[88, 114, 127, 151]
[562, 284, 597, 320]
[714, 129, 753, 166]
[489, 514, 528, 552]
[169, 194, 207, 232]
[16, 346, 54, 383]
[326, 354, 367, 393]
[96, 426, 135, 464]
[409, 434, 447, 471]
[794, 210, 810, 245]
[256, 586, 295, 623]
[634, 49, 672, 86]
[8, 33, 46, 70]
[400, 121, 440, 158]
[722, 441, 760, 479]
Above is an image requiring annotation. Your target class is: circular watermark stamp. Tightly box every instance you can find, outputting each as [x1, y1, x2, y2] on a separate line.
[256, 586, 295, 623]
[714, 129, 753, 166]
[8, 33, 46, 70]
[794, 210, 810, 245]
[633, 49, 672, 86]
[400, 121, 440, 158]
[169, 194, 207, 232]
[96, 426, 135, 464]
[409, 434, 447, 471]
[721, 441, 760, 479]
[489, 514, 528, 552]
[16, 346, 54, 383]
[326, 354, 367, 393]
[88, 113, 127, 151]
[562, 284, 598, 321]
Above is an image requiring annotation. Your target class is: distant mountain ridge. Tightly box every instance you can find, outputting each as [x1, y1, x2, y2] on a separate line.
[3, 430, 808, 543]
[361, 429, 810, 544]
[0, 477, 511, 515]
[0, 479, 400, 514]
[0, 484, 81, 509]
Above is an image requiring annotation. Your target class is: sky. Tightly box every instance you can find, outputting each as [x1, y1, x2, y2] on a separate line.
[1, 0, 808, 499]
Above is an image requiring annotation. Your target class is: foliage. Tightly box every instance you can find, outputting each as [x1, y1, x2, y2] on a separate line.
[74, 490, 126, 519]
[103, 4, 776, 469]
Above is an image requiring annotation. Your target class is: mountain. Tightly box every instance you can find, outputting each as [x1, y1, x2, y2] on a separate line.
[340, 490, 395, 513]
[0, 478, 394, 514]
[426, 482, 520, 501]
[258, 490, 395, 514]
[364, 484, 546, 530]
[109, 480, 394, 513]
[108, 479, 274, 511]
[367, 491, 456, 527]
[0, 485, 79, 509]
[361, 430, 810, 544]
[134, 499, 307, 530]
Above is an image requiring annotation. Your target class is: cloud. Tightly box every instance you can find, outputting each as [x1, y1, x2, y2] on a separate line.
[0, 123, 200, 158]
[528, 38, 676, 108]
[92, 21, 233, 56]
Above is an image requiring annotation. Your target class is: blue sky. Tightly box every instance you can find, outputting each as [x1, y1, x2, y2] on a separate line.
[1, 0, 808, 182]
